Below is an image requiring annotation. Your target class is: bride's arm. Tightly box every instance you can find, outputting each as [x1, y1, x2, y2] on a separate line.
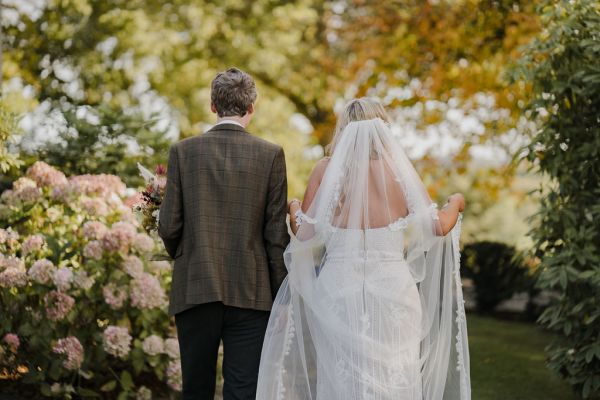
[288, 158, 329, 236]
[437, 193, 465, 235]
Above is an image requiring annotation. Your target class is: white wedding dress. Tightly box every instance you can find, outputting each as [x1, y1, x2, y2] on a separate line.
[257, 118, 471, 400]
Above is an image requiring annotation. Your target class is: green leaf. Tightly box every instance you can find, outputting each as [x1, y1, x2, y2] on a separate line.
[131, 348, 146, 374]
[48, 361, 62, 381]
[585, 348, 595, 363]
[19, 322, 33, 336]
[150, 253, 173, 261]
[120, 370, 134, 391]
[583, 377, 592, 398]
[40, 383, 52, 397]
[77, 388, 102, 398]
[100, 380, 117, 392]
[564, 320, 572, 335]
[579, 270, 596, 279]
[79, 369, 94, 380]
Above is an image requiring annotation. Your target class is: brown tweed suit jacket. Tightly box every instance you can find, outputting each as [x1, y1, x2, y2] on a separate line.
[158, 123, 290, 316]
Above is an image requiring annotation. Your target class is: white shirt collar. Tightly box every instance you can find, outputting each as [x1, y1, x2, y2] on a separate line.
[214, 119, 245, 128]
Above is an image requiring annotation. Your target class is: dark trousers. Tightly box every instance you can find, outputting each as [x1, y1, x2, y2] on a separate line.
[175, 302, 270, 400]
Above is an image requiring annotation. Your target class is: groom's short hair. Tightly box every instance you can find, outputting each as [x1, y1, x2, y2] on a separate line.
[211, 67, 257, 117]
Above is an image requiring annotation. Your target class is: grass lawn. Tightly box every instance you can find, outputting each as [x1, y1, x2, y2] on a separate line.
[468, 314, 578, 400]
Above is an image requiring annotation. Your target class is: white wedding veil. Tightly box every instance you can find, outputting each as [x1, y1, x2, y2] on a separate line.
[257, 116, 470, 400]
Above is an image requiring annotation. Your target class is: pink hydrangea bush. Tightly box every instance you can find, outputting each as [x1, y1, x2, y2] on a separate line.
[0, 162, 180, 398]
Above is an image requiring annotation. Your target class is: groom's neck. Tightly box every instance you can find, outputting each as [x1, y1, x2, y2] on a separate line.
[217, 115, 250, 129]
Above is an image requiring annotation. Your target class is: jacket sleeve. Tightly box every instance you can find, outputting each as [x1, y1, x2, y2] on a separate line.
[158, 144, 184, 258]
[263, 147, 290, 299]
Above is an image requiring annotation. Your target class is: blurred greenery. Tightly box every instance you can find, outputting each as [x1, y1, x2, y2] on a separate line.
[1, 0, 542, 204]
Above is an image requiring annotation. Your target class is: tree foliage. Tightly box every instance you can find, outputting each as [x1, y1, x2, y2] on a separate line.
[38, 106, 171, 187]
[513, 1, 600, 397]
[2, 0, 320, 194]
[2, 1, 542, 205]
[0, 106, 22, 175]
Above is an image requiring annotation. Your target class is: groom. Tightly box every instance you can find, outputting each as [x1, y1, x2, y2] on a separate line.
[158, 67, 290, 399]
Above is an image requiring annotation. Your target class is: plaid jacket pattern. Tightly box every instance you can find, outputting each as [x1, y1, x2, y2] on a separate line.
[158, 123, 290, 316]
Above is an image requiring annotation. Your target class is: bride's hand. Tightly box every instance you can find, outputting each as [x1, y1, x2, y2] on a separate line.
[288, 198, 302, 214]
[447, 193, 466, 212]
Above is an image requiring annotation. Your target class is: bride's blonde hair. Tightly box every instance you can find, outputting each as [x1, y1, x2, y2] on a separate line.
[327, 97, 391, 156]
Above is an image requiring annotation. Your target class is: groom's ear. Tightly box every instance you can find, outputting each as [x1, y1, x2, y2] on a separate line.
[210, 103, 218, 115]
[247, 103, 254, 115]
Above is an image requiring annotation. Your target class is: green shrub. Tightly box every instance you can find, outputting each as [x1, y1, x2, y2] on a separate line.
[461, 241, 531, 313]
[512, 0, 600, 397]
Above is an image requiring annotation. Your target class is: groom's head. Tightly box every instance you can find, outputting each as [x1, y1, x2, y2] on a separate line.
[210, 67, 257, 125]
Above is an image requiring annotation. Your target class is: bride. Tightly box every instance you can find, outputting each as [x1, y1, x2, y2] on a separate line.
[257, 98, 471, 400]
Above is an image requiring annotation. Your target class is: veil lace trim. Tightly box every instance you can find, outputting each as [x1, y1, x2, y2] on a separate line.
[451, 215, 470, 398]
[295, 203, 439, 231]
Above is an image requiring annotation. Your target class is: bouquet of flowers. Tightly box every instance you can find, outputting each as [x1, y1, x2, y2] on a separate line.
[135, 163, 166, 234]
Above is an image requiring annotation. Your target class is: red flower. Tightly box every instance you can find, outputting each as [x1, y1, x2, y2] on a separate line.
[155, 165, 166, 176]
